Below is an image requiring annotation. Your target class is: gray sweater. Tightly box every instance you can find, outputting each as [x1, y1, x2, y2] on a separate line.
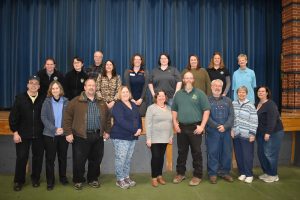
[41, 96, 69, 137]
[145, 104, 173, 143]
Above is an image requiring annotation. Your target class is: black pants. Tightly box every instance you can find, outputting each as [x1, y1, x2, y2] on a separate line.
[176, 123, 203, 178]
[43, 135, 69, 185]
[150, 143, 167, 178]
[14, 138, 44, 184]
[72, 133, 104, 183]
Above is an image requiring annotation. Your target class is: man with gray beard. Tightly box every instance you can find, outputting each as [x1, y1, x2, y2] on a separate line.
[171, 72, 210, 186]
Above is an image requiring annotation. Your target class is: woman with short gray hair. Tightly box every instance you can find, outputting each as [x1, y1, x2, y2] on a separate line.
[232, 86, 258, 183]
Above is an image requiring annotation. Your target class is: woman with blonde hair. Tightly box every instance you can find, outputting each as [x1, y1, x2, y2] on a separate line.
[206, 52, 231, 96]
[109, 86, 142, 189]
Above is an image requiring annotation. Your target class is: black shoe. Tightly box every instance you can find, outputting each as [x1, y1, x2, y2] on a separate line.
[47, 184, 54, 191]
[32, 181, 40, 188]
[60, 178, 69, 185]
[13, 183, 23, 191]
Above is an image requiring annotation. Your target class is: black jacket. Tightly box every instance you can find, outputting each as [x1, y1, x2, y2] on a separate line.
[64, 69, 88, 100]
[9, 92, 45, 139]
[37, 68, 64, 96]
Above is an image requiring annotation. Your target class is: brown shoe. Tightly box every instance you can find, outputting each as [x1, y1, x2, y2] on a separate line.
[189, 177, 202, 186]
[152, 178, 158, 187]
[173, 175, 186, 184]
[157, 176, 166, 185]
[209, 176, 217, 184]
[222, 175, 234, 182]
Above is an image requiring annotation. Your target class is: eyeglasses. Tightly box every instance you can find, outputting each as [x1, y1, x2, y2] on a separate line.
[28, 82, 39, 86]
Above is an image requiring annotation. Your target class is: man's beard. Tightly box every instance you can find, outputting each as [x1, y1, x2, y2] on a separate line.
[184, 82, 193, 91]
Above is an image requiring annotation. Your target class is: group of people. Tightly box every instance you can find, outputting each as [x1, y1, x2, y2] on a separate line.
[9, 50, 284, 192]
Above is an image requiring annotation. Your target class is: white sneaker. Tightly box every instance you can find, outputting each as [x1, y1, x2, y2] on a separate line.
[244, 176, 253, 183]
[263, 175, 279, 183]
[259, 174, 268, 180]
[238, 175, 246, 181]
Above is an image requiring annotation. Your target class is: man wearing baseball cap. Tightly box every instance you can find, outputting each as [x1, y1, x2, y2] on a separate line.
[9, 75, 45, 191]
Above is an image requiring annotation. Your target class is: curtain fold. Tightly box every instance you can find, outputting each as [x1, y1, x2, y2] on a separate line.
[0, 0, 281, 108]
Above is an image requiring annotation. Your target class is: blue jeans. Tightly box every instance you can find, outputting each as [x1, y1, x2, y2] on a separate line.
[206, 128, 232, 176]
[111, 139, 136, 181]
[256, 130, 284, 176]
[233, 137, 254, 177]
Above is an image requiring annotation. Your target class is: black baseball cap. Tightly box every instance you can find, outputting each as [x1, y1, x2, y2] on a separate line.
[28, 75, 40, 83]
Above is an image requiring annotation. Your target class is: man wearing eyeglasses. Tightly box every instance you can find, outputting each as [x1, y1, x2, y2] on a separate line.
[9, 75, 45, 191]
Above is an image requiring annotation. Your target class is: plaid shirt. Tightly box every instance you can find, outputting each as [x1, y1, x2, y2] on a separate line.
[85, 64, 103, 79]
[87, 97, 101, 131]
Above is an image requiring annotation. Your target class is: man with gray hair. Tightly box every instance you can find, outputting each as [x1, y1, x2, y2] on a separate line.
[206, 79, 234, 184]
[85, 51, 104, 79]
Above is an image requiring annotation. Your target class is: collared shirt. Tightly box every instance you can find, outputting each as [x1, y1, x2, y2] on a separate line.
[232, 67, 256, 103]
[86, 96, 101, 131]
[206, 67, 230, 94]
[85, 64, 103, 79]
[149, 66, 181, 98]
[27, 92, 38, 103]
[128, 69, 146, 100]
[51, 97, 63, 128]
[172, 88, 210, 124]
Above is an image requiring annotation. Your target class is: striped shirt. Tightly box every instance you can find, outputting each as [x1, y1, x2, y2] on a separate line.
[87, 97, 101, 131]
[232, 99, 258, 139]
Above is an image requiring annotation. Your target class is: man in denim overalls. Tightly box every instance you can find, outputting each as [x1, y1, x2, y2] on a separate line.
[206, 79, 234, 184]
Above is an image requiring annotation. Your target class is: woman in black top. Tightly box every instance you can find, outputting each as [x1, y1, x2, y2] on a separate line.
[64, 57, 88, 100]
[256, 86, 284, 183]
[124, 54, 149, 117]
[37, 58, 64, 97]
[206, 52, 231, 96]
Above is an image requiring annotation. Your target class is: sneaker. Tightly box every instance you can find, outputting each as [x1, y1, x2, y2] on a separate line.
[124, 177, 136, 187]
[116, 180, 130, 189]
[189, 177, 202, 186]
[209, 176, 217, 184]
[222, 175, 234, 182]
[173, 174, 186, 184]
[238, 175, 246, 181]
[32, 181, 40, 188]
[88, 180, 100, 188]
[263, 175, 279, 183]
[244, 176, 253, 183]
[74, 182, 83, 190]
[258, 174, 268, 180]
[13, 183, 23, 192]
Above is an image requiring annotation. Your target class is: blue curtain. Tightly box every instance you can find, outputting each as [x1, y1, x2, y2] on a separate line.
[0, 0, 282, 108]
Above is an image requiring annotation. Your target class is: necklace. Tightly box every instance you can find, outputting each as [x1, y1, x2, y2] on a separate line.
[157, 104, 165, 108]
